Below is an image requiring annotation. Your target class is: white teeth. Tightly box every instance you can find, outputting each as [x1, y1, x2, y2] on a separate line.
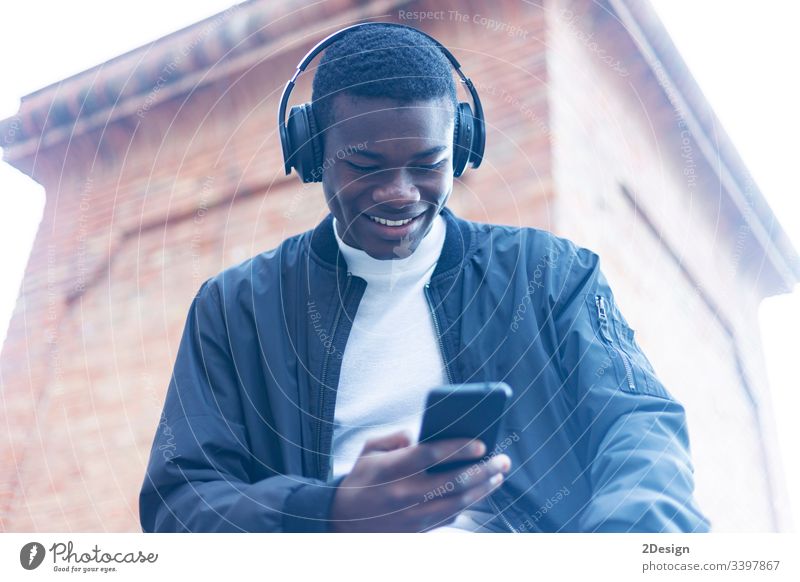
[368, 214, 415, 226]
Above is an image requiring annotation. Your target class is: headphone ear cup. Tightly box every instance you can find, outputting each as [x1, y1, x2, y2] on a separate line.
[469, 102, 485, 169]
[286, 103, 324, 182]
[452, 102, 475, 177]
[304, 104, 324, 182]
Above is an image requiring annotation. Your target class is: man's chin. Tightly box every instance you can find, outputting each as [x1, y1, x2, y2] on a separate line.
[360, 238, 420, 260]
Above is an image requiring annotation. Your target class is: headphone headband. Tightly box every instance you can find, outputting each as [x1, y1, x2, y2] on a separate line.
[278, 22, 485, 179]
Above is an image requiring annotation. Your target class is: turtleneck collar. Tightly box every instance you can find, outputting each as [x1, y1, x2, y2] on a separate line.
[332, 212, 447, 282]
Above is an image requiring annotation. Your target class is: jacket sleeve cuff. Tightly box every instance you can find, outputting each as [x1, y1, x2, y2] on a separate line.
[281, 475, 347, 532]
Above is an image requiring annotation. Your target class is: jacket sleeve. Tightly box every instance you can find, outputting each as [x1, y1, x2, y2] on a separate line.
[139, 279, 345, 532]
[552, 244, 711, 532]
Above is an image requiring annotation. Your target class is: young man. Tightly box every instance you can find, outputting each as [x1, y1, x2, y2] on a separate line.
[139, 24, 710, 533]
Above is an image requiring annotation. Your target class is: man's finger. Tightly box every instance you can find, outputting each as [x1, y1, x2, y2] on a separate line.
[384, 438, 486, 478]
[422, 453, 511, 495]
[361, 429, 413, 455]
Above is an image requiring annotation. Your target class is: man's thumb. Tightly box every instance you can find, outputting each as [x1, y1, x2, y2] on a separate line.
[361, 429, 413, 455]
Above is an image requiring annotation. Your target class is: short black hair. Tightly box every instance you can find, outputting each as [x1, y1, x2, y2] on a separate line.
[311, 24, 458, 136]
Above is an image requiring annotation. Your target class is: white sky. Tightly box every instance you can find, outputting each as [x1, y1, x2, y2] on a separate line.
[0, 0, 797, 530]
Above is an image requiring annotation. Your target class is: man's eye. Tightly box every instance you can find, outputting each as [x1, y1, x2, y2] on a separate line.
[345, 161, 379, 173]
[410, 160, 447, 172]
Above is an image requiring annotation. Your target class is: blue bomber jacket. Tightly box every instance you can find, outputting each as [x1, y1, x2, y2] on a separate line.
[139, 206, 711, 533]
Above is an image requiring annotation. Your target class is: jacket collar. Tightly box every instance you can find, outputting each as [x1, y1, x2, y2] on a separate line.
[308, 206, 475, 281]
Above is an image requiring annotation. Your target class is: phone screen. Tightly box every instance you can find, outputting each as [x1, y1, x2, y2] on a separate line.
[418, 381, 512, 473]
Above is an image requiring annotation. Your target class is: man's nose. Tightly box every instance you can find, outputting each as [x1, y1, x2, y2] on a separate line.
[371, 169, 420, 209]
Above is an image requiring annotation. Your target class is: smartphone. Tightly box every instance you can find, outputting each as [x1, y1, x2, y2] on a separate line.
[418, 381, 513, 473]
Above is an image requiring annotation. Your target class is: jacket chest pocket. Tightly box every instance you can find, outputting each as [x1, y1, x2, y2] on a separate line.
[587, 294, 667, 398]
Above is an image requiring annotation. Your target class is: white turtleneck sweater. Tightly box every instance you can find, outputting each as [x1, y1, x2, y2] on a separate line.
[330, 212, 503, 533]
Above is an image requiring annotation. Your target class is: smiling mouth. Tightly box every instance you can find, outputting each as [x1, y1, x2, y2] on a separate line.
[365, 213, 422, 227]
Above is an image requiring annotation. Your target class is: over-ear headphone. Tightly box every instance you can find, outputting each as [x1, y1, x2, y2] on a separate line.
[278, 22, 486, 183]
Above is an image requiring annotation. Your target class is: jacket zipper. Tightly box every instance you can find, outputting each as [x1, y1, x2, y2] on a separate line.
[595, 295, 636, 391]
[316, 273, 352, 479]
[426, 281, 517, 533]
[424, 282, 453, 384]
[487, 493, 519, 533]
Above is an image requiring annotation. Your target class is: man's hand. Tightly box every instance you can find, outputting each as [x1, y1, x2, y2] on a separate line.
[329, 430, 512, 532]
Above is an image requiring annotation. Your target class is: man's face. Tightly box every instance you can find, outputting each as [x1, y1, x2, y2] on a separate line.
[321, 95, 454, 260]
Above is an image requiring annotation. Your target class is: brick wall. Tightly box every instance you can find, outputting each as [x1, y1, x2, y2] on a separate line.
[0, 0, 790, 531]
